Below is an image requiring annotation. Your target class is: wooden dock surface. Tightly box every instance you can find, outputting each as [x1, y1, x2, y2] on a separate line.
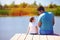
[10, 33, 60, 40]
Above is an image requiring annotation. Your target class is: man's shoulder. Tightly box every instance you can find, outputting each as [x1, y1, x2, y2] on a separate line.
[48, 12, 53, 15]
[38, 13, 45, 22]
[39, 13, 45, 18]
[48, 12, 54, 16]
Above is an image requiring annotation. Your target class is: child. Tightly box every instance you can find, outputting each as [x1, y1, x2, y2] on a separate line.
[27, 17, 38, 35]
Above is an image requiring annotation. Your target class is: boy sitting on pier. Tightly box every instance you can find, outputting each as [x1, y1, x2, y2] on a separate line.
[27, 17, 38, 35]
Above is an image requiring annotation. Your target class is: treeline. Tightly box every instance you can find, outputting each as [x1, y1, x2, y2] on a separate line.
[0, 1, 38, 9]
[0, 1, 60, 16]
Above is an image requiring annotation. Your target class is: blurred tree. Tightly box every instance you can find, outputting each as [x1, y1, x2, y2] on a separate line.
[19, 2, 28, 8]
[14, 5, 19, 8]
[49, 4, 53, 8]
[53, 4, 57, 8]
[4, 4, 8, 9]
[32, 1, 37, 7]
[33, 1, 37, 6]
[48, 3, 58, 8]
[10, 1, 15, 8]
[39, 3, 42, 7]
[28, 1, 38, 8]
[0, 2, 2, 9]
[48, 2, 54, 8]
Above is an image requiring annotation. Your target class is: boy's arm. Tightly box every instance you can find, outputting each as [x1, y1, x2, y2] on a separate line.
[36, 26, 38, 33]
[27, 27, 30, 34]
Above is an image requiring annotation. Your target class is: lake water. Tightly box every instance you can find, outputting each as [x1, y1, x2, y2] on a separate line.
[0, 16, 60, 40]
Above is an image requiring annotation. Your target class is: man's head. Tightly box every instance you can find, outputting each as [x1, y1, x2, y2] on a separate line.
[37, 6, 45, 15]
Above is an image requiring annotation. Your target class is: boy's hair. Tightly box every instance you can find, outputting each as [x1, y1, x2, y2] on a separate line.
[37, 6, 45, 11]
[30, 17, 34, 22]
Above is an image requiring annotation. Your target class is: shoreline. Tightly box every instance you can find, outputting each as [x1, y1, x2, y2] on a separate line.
[0, 15, 60, 17]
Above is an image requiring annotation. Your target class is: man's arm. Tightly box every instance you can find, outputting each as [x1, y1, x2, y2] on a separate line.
[38, 22, 42, 27]
[38, 13, 43, 27]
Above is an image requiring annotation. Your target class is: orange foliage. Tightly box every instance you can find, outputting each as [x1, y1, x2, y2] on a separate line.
[10, 7, 37, 16]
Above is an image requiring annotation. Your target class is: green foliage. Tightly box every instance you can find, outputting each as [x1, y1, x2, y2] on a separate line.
[32, 1, 37, 6]
[46, 6, 60, 16]
[0, 10, 9, 15]
[48, 3, 57, 8]
[53, 8, 60, 16]
[9, 1, 15, 8]
[49, 4, 53, 8]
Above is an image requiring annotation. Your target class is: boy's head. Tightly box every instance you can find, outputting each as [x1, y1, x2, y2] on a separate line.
[37, 6, 45, 15]
[30, 17, 35, 22]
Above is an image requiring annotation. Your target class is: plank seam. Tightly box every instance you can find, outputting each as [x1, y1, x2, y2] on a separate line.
[17, 34, 21, 40]
[32, 35, 34, 40]
[24, 34, 28, 40]
[46, 35, 48, 40]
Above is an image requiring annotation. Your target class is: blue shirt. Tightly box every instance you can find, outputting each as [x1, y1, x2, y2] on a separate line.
[38, 12, 54, 31]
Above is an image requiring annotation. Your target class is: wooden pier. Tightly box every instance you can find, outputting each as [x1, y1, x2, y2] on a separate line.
[10, 33, 60, 40]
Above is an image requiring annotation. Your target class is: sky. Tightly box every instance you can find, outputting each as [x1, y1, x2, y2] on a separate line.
[0, 0, 60, 6]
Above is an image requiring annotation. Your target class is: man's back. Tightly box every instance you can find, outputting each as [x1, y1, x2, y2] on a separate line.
[41, 12, 54, 30]
[38, 12, 54, 35]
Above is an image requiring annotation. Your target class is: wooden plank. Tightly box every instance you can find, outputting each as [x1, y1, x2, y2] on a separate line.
[39, 35, 47, 40]
[33, 35, 40, 40]
[25, 34, 33, 40]
[10, 34, 21, 40]
[18, 34, 27, 40]
[47, 35, 60, 40]
[54, 36, 60, 40]
[10, 33, 60, 40]
[47, 35, 55, 40]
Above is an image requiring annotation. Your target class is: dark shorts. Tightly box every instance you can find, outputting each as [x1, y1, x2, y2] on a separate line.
[40, 30, 54, 35]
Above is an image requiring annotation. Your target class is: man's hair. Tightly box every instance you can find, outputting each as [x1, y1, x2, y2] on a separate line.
[37, 6, 45, 11]
[30, 17, 34, 22]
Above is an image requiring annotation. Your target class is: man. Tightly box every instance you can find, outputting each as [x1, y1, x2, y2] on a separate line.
[37, 6, 55, 35]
